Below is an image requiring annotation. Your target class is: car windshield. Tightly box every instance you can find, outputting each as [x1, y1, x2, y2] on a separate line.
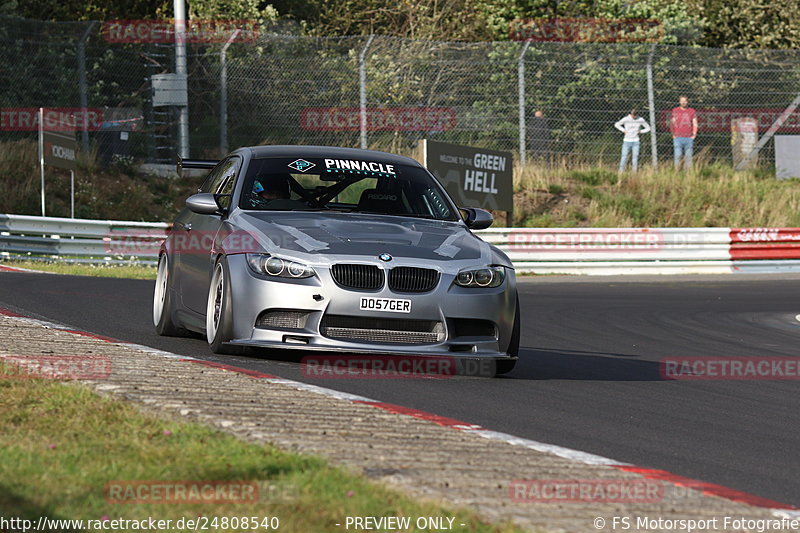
[238, 157, 458, 221]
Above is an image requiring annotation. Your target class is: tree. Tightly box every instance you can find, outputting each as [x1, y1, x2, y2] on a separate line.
[689, 0, 800, 49]
[270, 0, 514, 40]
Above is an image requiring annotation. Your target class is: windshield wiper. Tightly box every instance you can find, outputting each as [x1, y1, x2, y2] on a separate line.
[292, 206, 354, 212]
[352, 211, 438, 220]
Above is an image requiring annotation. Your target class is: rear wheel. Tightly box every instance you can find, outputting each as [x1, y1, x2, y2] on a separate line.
[206, 257, 240, 354]
[494, 295, 520, 376]
[153, 254, 189, 337]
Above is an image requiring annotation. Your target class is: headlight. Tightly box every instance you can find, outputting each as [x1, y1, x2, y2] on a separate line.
[246, 254, 315, 279]
[454, 266, 505, 288]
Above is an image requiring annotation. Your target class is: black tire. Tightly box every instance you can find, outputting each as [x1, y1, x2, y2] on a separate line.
[206, 257, 241, 355]
[494, 295, 520, 376]
[153, 254, 190, 337]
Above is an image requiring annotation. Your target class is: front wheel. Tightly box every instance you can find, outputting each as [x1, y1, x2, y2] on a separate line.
[206, 257, 240, 354]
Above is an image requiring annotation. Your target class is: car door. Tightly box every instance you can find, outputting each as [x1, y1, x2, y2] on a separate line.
[178, 156, 241, 313]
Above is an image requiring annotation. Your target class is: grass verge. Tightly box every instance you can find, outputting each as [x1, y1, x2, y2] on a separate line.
[1, 260, 157, 279]
[514, 161, 800, 227]
[0, 376, 521, 532]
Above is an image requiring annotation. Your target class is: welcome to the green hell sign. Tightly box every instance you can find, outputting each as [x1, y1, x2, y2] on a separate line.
[421, 139, 513, 215]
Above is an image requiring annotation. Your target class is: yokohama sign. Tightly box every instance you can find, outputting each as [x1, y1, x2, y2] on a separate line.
[300, 107, 456, 132]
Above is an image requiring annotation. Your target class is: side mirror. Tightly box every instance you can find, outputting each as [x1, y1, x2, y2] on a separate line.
[186, 193, 223, 215]
[460, 207, 494, 230]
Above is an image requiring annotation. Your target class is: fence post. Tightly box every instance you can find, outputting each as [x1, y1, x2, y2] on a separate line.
[518, 41, 531, 167]
[219, 29, 240, 157]
[358, 35, 375, 150]
[736, 91, 800, 171]
[646, 43, 658, 169]
[77, 21, 96, 154]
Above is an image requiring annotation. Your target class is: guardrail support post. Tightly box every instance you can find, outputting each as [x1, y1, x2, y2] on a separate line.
[38, 107, 45, 217]
[70, 170, 75, 218]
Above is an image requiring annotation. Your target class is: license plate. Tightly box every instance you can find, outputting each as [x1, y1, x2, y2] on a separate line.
[359, 297, 411, 313]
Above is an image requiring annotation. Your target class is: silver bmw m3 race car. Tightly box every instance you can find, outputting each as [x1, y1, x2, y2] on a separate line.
[153, 145, 520, 374]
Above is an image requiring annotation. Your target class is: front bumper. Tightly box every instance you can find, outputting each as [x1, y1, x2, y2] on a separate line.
[225, 254, 517, 360]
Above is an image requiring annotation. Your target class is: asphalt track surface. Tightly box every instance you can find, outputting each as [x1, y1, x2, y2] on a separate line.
[1, 272, 799, 506]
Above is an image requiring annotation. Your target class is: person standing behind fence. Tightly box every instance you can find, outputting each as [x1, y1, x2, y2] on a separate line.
[528, 109, 551, 163]
[671, 95, 698, 170]
[614, 109, 651, 172]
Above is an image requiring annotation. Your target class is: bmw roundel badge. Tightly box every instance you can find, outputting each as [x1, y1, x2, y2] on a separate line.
[379, 253, 392, 262]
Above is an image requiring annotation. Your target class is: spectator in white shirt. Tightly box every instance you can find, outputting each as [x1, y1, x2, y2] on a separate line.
[614, 109, 651, 172]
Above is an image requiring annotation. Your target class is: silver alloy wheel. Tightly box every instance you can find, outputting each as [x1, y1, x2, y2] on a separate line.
[206, 262, 224, 343]
[153, 255, 169, 326]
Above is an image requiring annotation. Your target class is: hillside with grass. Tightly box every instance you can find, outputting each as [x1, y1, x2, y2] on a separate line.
[4, 139, 800, 228]
[0, 140, 197, 221]
[513, 163, 800, 228]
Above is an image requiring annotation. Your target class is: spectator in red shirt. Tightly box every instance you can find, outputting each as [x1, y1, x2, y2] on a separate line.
[671, 95, 698, 170]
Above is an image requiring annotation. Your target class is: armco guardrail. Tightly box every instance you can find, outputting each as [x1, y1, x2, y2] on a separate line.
[2, 215, 800, 274]
[0, 214, 168, 265]
[477, 227, 800, 275]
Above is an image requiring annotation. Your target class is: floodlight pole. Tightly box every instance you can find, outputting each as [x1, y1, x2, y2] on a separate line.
[174, 0, 189, 158]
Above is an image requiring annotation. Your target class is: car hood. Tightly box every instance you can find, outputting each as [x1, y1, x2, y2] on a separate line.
[232, 211, 491, 262]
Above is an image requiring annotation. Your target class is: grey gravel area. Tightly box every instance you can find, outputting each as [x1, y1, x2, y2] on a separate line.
[1, 315, 796, 532]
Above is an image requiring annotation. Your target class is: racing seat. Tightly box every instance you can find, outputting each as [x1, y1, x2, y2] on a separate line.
[357, 188, 405, 215]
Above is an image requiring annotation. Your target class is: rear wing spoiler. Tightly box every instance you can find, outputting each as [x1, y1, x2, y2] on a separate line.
[176, 157, 219, 178]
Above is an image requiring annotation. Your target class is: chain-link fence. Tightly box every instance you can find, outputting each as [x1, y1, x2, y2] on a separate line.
[2, 15, 800, 168]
